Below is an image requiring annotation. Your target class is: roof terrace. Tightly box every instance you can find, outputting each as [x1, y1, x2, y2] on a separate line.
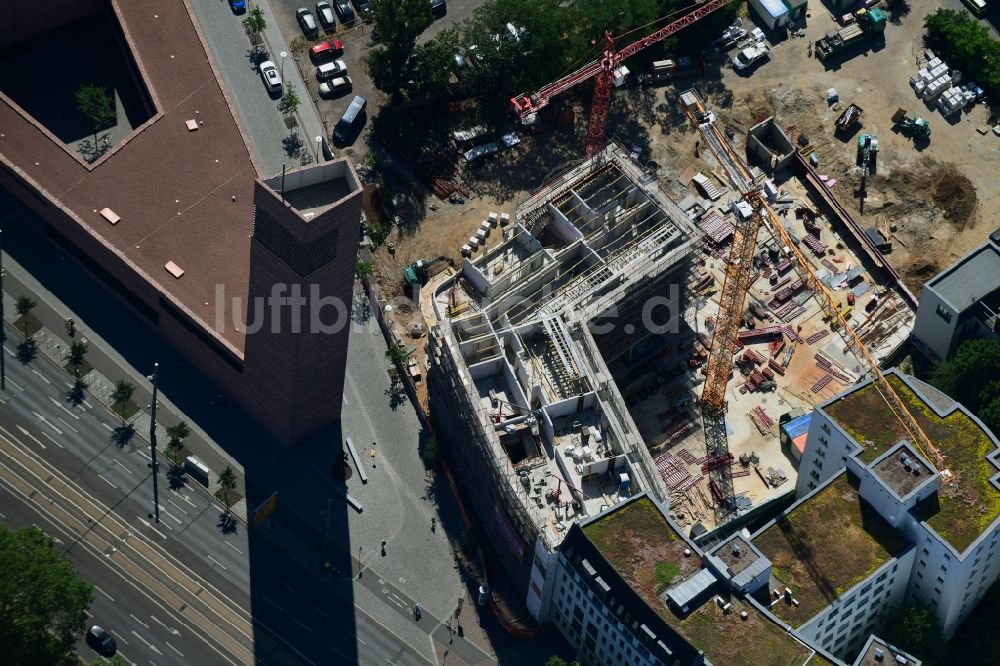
[752, 473, 908, 628]
[825, 374, 1000, 552]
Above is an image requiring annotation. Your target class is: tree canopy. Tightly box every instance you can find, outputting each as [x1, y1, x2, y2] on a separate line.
[367, 0, 434, 100]
[876, 603, 945, 664]
[0, 525, 94, 665]
[931, 339, 1000, 436]
[924, 9, 1000, 101]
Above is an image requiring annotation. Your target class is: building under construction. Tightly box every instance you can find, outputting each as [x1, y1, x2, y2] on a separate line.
[428, 122, 916, 618]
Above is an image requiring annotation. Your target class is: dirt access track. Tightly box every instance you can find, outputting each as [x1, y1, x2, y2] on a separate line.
[651, 0, 1000, 295]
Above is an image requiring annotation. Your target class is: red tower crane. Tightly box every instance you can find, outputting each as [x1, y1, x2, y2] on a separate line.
[510, 0, 737, 156]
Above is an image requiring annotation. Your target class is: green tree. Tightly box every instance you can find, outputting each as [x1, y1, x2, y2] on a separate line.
[0, 525, 94, 665]
[278, 82, 301, 117]
[931, 339, 1000, 412]
[404, 35, 458, 99]
[877, 602, 945, 664]
[216, 466, 238, 509]
[367, 0, 434, 101]
[74, 84, 116, 146]
[385, 342, 409, 369]
[242, 6, 267, 46]
[110, 379, 136, 424]
[355, 259, 374, 280]
[544, 658, 579, 666]
[15, 295, 36, 339]
[165, 421, 192, 466]
[65, 340, 89, 378]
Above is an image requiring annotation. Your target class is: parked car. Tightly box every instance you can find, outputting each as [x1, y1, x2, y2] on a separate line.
[352, 0, 373, 19]
[296, 7, 318, 36]
[259, 60, 282, 94]
[228, 0, 247, 13]
[333, 95, 367, 144]
[316, 59, 348, 81]
[319, 75, 353, 97]
[86, 626, 117, 657]
[431, 0, 447, 17]
[316, 1, 336, 30]
[453, 52, 470, 79]
[334, 0, 355, 23]
[310, 39, 344, 61]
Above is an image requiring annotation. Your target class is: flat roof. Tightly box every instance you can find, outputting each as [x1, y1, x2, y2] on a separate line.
[752, 472, 909, 628]
[871, 444, 934, 499]
[713, 535, 763, 578]
[583, 497, 814, 666]
[927, 243, 1000, 312]
[825, 373, 1000, 553]
[0, 0, 258, 352]
[854, 635, 921, 666]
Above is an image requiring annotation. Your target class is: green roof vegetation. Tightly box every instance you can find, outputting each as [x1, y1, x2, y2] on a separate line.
[826, 375, 1000, 552]
[583, 497, 815, 666]
[753, 473, 908, 628]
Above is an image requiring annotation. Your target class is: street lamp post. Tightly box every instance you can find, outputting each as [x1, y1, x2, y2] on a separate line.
[279, 51, 288, 81]
[149, 362, 161, 523]
[315, 135, 322, 163]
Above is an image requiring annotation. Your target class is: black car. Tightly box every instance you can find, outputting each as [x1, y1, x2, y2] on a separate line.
[86, 626, 117, 657]
[333, 0, 355, 23]
[352, 0, 373, 19]
[431, 0, 446, 17]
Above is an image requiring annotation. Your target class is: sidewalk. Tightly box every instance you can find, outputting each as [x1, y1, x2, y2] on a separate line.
[1, 255, 248, 522]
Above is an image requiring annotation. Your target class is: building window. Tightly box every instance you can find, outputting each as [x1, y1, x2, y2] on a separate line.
[936, 304, 953, 322]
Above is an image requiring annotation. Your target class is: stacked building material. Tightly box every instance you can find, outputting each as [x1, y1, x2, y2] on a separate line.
[776, 258, 793, 274]
[702, 453, 735, 474]
[656, 452, 691, 489]
[743, 348, 766, 365]
[821, 258, 837, 272]
[811, 373, 834, 393]
[782, 325, 803, 343]
[666, 421, 695, 443]
[761, 366, 774, 380]
[806, 329, 830, 344]
[698, 210, 735, 245]
[803, 234, 827, 256]
[768, 358, 786, 375]
[737, 325, 783, 342]
[677, 448, 707, 465]
[724, 469, 752, 479]
[780, 306, 805, 322]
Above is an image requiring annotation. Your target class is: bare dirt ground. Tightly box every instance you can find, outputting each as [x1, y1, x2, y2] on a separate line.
[644, 0, 999, 295]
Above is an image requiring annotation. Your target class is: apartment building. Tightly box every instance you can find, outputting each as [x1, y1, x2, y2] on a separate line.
[542, 492, 922, 666]
[911, 229, 1000, 361]
[793, 370, 1000, 638]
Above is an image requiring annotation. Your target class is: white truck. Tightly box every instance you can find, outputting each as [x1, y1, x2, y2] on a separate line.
[732, 41, 769, 71]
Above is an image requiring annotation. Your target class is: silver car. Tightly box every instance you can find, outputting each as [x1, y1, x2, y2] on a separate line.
[319, 75, 353, 97]
[259, 60, 282, 94]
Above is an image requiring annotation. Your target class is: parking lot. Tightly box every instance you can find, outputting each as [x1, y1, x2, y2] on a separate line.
[266, 0, 487, 157]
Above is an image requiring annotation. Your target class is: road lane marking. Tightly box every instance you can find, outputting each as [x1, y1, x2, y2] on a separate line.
[31, 368, 52, 384]
[181, 493, 196, 507]
[261, 595, 283, 611]
[49, 396, 81, 419]
[130, 613, 151, 629]
[31, 411, 63, 435]
[294, 618, 315, 633]
[114, 459, 133, 474]
[40, 431, 62, 449]
[95, 584, 115, 602]
[130, 630, 163, 655]
[281, 581, 295, 593]
[165, 641, 184, 657]
[15, 425, 45, 449]
[100, 422, 113, 432]
[58, 416, 79, 433]
[167, 499, 188, 515]
[207, 555, 228, 570]
[225, 541, 242, 555]
[97, 473, 116, 488]
[309, 603, 330, 618]
[150, 614, 180, 636]
[7, 377, 23, 391]
[162, 509, 182, 526]
[137, 516, 168, 540]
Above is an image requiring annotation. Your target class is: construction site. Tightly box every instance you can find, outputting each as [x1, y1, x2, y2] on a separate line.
[420, 73, 920, 616]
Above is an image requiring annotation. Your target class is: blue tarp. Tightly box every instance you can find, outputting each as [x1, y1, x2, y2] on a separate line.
[782, 412, 812, 440]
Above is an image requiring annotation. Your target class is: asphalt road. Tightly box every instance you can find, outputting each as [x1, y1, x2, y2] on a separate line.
[0, 484, 214, 666]
[0, 319, 433, 665]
